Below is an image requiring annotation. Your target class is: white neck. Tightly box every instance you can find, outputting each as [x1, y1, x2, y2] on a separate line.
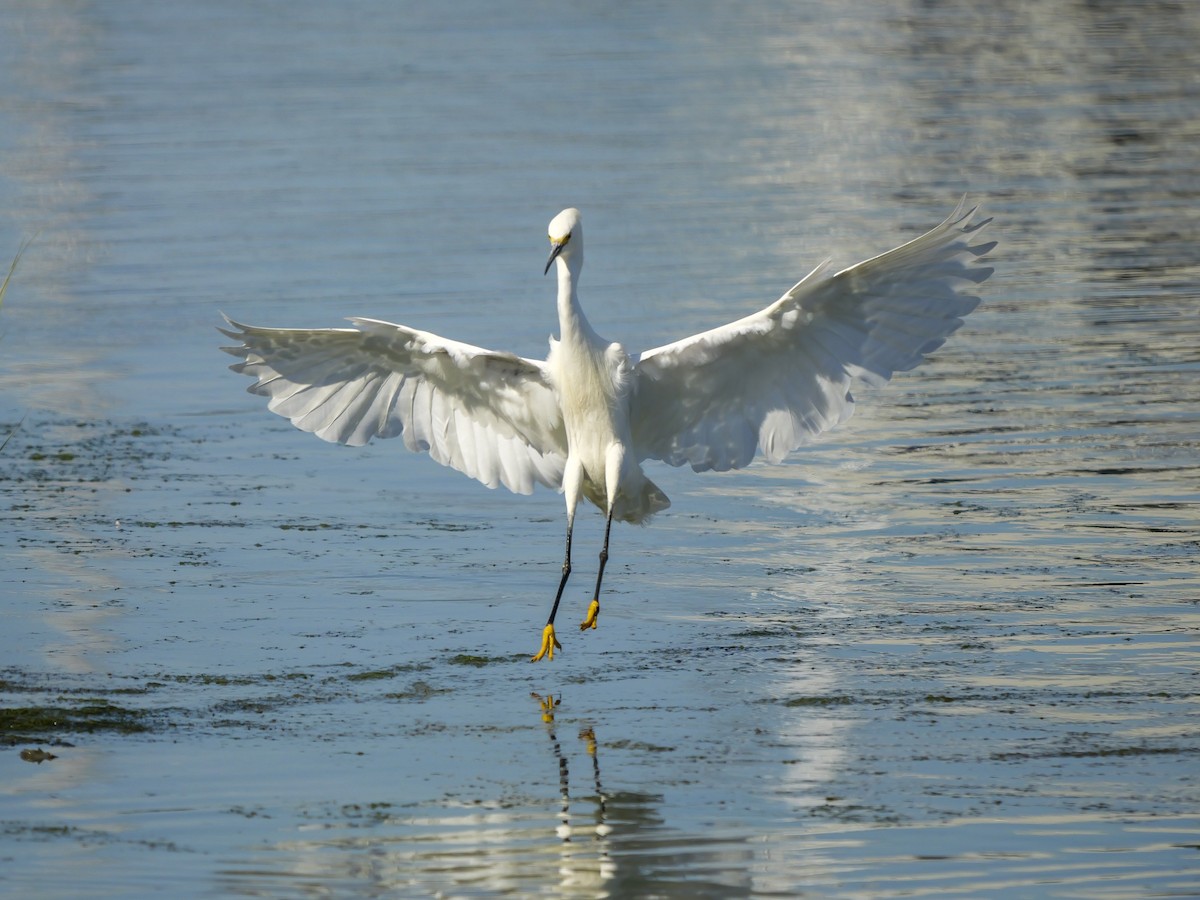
[555, 254, 592, 341]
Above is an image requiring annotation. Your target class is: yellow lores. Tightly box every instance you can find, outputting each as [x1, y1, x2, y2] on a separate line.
[222, 202, 994, 661]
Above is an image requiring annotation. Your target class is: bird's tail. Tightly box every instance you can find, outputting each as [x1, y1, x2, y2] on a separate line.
[613, 477, 670, 524]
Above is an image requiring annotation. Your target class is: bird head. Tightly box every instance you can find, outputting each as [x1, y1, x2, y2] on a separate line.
[544, 208, 582, 275]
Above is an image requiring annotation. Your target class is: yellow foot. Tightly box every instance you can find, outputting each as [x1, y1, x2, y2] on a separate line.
[579, 598, 599, 631]
[531, 623, 562, 662]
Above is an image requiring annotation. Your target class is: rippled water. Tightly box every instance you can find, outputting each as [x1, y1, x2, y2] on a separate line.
[1, 1, 1197, 897]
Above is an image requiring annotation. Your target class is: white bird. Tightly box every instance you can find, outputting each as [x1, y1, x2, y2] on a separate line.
[221, 200, 994, 661]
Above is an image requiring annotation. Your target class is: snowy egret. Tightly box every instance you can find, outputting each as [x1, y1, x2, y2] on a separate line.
[221, 200, 994, 661]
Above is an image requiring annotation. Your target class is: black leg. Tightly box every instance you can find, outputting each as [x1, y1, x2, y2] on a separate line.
[534, 520, 573, 661]
[581, 511, 613, 631]
[546, 520, 573, 626]
[593, 510, 613, 601]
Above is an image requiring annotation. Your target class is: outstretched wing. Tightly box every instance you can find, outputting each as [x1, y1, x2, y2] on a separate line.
[631, 199, 995, 472]
[221, 316, 567, 494]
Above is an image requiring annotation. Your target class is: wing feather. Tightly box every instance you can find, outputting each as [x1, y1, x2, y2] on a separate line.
[632, 199, 994, 472]
[220, 315, 567, 494]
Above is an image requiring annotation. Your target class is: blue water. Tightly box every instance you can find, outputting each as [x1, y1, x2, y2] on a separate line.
[1, 1, 1197, 897]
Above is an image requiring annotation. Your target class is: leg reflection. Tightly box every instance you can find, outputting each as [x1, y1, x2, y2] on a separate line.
[530, 694, 616, 887]
[579, 725, 613, 881]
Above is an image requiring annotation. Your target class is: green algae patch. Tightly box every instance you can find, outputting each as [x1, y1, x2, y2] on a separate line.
[782, 695, 856, 708]
[1, 700, 151, 742]
[448, 654, 494, 667]
[448, 653, 527, 667]
[347, 663, 429, 682]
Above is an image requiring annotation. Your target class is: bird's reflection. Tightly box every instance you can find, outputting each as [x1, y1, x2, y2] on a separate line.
[531, 692, 615, 886]
[215, 692, 761, 898]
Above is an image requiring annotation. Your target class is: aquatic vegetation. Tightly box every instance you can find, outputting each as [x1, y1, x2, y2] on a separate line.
[0, 701, 150, 742]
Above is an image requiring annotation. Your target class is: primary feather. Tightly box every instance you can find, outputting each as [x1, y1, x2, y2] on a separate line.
[631, 198, 993, 471]
[220, 317, 567, 495]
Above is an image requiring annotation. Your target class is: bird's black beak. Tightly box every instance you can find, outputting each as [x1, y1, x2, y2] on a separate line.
[544, 242, 564, 276]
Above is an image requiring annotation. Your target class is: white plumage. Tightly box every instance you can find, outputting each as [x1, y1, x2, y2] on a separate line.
[221, 199, 994, 660]
[226, 318, 567, 495]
